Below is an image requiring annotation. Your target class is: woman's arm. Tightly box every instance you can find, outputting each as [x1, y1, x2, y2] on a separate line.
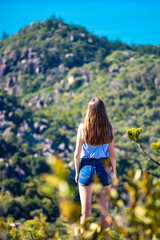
[74, 123, 82, 183]
[108, 126, 117, 174]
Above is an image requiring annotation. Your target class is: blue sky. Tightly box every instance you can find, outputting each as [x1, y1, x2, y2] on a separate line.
[1, 0, 160, 45]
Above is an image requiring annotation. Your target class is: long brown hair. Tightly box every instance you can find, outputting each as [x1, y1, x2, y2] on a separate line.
[83, 97, 113, 145]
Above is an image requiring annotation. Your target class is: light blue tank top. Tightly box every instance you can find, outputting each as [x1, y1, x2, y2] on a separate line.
[80, 123, 109, 159]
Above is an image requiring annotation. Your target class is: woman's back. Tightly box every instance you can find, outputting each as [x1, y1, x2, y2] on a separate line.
[80, 123, 109, 159]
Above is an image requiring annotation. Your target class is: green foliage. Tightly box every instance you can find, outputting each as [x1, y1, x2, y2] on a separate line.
[42, 49, 60, 71]
[5, 132, 17, 144]
[126, 127, 160, 167]
[152, 141, 160, 153]
[126, 128, 142, 142]
[2, 31, 9, 40]
[21, 155, 50, 176]
[40, 156, 77, 204]
[109, 169, 160, 240]
[127, 128, 160, 167]
[5, 199, 24, 219]
[1, 178, 23, 197]
[40, 156, 160, 239]
[5, 213, 49, 240]
[1, 16, 160, 239]
[1, 156, 160, 239]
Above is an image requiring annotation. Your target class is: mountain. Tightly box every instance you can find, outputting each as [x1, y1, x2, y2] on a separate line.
[0, 16, 160, 222]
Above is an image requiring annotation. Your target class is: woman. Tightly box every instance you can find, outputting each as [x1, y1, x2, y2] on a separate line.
[74, 97, 117, 239]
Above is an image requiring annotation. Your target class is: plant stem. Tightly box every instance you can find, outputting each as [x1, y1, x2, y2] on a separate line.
[137, 142, 160, 166]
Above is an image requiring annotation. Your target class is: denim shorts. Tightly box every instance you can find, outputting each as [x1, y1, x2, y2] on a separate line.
[78, 158, 112, 186]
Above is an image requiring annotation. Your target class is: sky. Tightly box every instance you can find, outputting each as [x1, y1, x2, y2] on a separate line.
[1, 0, 160, 45]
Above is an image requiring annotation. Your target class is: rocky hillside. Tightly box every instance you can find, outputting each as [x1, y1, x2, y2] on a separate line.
[1, 16, 160, 224]
[0, 16, 160, 185]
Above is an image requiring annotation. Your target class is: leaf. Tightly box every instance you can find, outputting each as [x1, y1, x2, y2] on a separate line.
[133, 169, 141, 182]
[59, 200, 81, 221]
[151, 141, 160, 153]
[84, 217, 94, 223]
[47, 156, 67, 180]
[110, 188, 118, 199]
[41, 174, 60, 186]
[126, 128, 142, 142]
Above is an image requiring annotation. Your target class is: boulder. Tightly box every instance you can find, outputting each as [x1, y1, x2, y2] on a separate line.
[68, 145, 74, 152]
[52, 88, 63, 100]
[81, 69, 90, 81]
[48, 48, 55, 53]
[0, 56, 7, 64]
[109, 65, 119, 74]
[62, 125, 67, 130]
[0, 122, 7, 129]
[15, 168, 26, 181]
[68, 75, 74, 85]
[32, 133, 43, 140]
[8, 111, 14, 119]
[59, 152, 65, 158]
[36, 98, 45, 108]
[65, 149, 69, 155]
[2, 127, 12, 136]
[43, 151, 52, 157]
[68, 161, 74, 170]
[39, 124, 47, 133]
[28, 48, 37, 59]
[79, 33, 85, 37]
[17, 132, 23, 138]
[34, 153, 39, 157]
[28, 96, 39, 106]
[4, 78, 21, 94]
[10, 85, 21, 95]
[44, 138, 50, 143]
[9, 51, 15, 59]
[4, 77, 15, 88]
[5, 164, 26, 181]
[34, 122, 40, 131]
[58, 63, 64, 70]
[41, 118, 49, 124]
[58, 143, 65, 151]
[35, 66, 40, 74]
[65, 53, 74, 58]
[0, 64, 9, 80]
[154, 78, 160, 88]
[58, 22, 62, 28]
[69, 34, 74, 41]
[129, 57, 134, 61]
[88, 38, 93, 43]
[20, 48, 28, 59]
[20, 120, 29, 130]
[0, 113, 6, 121]
[21, 59, 26, 64]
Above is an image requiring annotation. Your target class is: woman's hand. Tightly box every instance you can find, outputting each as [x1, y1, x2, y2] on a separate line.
[75, 173, 79, 183]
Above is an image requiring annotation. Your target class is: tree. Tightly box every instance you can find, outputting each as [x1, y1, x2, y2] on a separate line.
[2, 31, 9, 40]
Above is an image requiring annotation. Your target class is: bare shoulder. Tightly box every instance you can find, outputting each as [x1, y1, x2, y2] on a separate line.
[77, 123, 83, 133]
[78, 123, 83, 129]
